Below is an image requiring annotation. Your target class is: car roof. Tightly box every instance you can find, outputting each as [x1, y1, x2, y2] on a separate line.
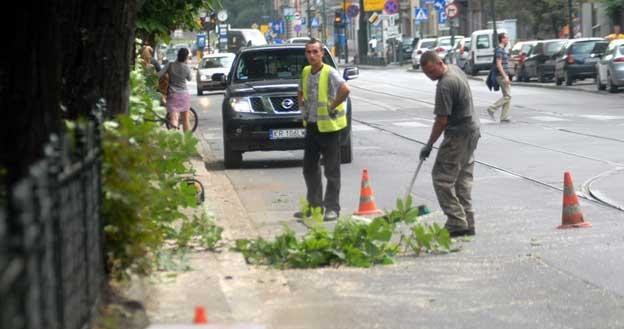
[202, 53, 235, 59]
[239, 44, 329, 53]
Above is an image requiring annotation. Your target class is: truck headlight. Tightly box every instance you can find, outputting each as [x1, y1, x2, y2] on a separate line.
[200, 74, 211, 81]
[229, 97, 252, 113]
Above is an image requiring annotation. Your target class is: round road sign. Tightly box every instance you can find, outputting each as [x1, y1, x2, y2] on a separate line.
[384, 0, 399, 15]
[445, 3, 459, 19]
[294, 12, 301, 20]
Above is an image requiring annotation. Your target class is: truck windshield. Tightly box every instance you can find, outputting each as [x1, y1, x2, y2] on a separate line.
[234, 49, 334, 82]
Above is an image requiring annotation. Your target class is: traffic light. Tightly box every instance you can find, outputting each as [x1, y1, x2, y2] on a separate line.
[334, 10, 345, 27]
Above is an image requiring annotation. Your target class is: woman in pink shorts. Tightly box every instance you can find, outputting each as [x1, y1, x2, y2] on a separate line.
[158, 47, 192, 131]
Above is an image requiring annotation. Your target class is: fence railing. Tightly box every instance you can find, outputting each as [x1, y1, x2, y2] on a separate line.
[1, 103, 105, 329]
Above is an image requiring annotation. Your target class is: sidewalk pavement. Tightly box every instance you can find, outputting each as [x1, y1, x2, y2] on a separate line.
[137, 135, 279, 328]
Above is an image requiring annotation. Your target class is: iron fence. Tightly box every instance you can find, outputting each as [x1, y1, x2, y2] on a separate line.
[1, 104, 105, 329]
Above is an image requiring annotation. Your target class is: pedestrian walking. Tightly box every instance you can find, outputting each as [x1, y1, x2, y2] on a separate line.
[295, 39, 351, 221]
[605, 24, 624, 42]
[419, 51, 481, 237]
[158, 47, 192, 131]
[487, 33, 512, 123]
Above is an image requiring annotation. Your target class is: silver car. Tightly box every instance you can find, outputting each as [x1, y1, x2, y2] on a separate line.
[596, 39, 624, 93]
[411, 38, 436, 70]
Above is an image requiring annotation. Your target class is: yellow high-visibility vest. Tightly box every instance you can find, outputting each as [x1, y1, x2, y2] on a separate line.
[301, 64, 347, 133]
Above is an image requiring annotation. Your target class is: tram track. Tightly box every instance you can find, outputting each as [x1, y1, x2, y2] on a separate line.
[350, 84, 624, 213]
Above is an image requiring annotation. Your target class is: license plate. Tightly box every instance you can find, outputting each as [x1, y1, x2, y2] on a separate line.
[586, 57, 598, 63]
[269, 129, 305, 139]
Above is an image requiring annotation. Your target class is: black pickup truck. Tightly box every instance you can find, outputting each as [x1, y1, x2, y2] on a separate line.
[212, 44, 359, 168]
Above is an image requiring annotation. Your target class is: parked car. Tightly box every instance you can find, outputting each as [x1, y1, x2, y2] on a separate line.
[554, 38, 609, 86]
[509, 41, 537, 81]
[521, 39, 567, 82]
[466, 29, 507, 76]
[432, 36, 464, 63]
[448, 39, 471, 70]
[411, 37, 436, 70]
[595, 39, 624, 92]
[287, 37, 311, 44]
[400, 37, 416, 64]
[213, 44, 359, 168]
[195, 53, 235, 95]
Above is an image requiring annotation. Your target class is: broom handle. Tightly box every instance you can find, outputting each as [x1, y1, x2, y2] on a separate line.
[405, 159, 425, 201]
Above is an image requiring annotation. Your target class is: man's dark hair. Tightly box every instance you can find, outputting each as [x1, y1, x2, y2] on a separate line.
[177, 47, 189, 62]
[305, 38, 324, 50]
[498, 32, 507, 43]
[420, 50, 442, 67]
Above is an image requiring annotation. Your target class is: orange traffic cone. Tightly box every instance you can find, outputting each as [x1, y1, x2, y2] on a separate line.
[354, 169, 383, 216]
[558, 171, 591, 229]
[193, 306, 208, 324]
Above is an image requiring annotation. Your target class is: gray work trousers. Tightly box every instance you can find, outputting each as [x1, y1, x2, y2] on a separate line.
[303, 123, 342, 212]
[432, 131, 480, 230]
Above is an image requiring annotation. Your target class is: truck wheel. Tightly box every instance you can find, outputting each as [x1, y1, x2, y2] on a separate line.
[223, 141, 242, 169]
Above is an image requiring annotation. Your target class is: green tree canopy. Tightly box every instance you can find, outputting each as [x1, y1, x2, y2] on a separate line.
[136, 0, 221, 43]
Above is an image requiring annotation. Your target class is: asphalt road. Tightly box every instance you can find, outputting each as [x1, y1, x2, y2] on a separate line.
[188, 66, 624, 328]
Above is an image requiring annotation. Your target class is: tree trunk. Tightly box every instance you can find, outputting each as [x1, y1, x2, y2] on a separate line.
[1, 0, 139, 190]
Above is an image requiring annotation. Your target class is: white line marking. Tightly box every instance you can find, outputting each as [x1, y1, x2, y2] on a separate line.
[531, 116, 569, 122]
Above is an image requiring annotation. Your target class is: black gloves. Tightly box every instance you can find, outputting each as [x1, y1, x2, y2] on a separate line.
[420, 144, 432, 160]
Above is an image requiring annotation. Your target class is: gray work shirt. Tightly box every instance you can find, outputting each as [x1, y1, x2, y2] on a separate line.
[434, 64, 480, 135]
[159, 61, 191, 93]
[298, 65, 346, 123]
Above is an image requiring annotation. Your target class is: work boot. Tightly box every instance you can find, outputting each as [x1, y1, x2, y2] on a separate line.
[293, 209, 311, 219]
[445, 225, 475, 238]
[323, 210, 339, 222]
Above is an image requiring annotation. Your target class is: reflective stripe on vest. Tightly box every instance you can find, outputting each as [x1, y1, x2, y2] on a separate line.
[301, 64, 347, 133]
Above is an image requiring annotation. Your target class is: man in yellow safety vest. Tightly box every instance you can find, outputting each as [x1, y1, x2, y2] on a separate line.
[295, 39, 351, 221]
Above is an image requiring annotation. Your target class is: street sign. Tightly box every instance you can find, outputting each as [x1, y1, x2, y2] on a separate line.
[438, 9, 447, 24]
[433, 0, 445, 10]
[311, 17, 320, 27]
[445, 3, 459, 19]
[196, 34, 206, 49]
[384, 0, 399, 15]
[347, 4, 360, 18]
[414, 8, 428, 21]
[364, 0, 384, 12]
[369, 12, 381, 25]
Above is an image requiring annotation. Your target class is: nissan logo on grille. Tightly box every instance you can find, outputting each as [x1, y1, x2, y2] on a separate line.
[281, 98, 295, 109]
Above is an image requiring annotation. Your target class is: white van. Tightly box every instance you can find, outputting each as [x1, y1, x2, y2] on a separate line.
[227, 29, 267, 53]
[466, 28, 507, 75]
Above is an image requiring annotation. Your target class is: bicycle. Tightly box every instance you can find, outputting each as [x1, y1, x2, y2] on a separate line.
[146, 105, 199, 132]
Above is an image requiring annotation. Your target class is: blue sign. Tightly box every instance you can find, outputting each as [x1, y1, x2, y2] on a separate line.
[196, 34, 206, 49]
[438, 9, 447, 24]
[414, 8, 428, 21]
[347, 4, 360, 18]
[311, 17, 320, 27]
[384, 0, 399, 15]
[272, 20, 284, 34]
[434, 0, 445, 10]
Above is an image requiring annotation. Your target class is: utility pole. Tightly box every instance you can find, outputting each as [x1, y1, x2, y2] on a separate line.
[490, 0, 497, 47]
[307, 0, 312, 36]
[344, 0, 349, 63]
[358, 0, 368, 60]
[567, 0, 573, 39]
[322, 0, 327, 42]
